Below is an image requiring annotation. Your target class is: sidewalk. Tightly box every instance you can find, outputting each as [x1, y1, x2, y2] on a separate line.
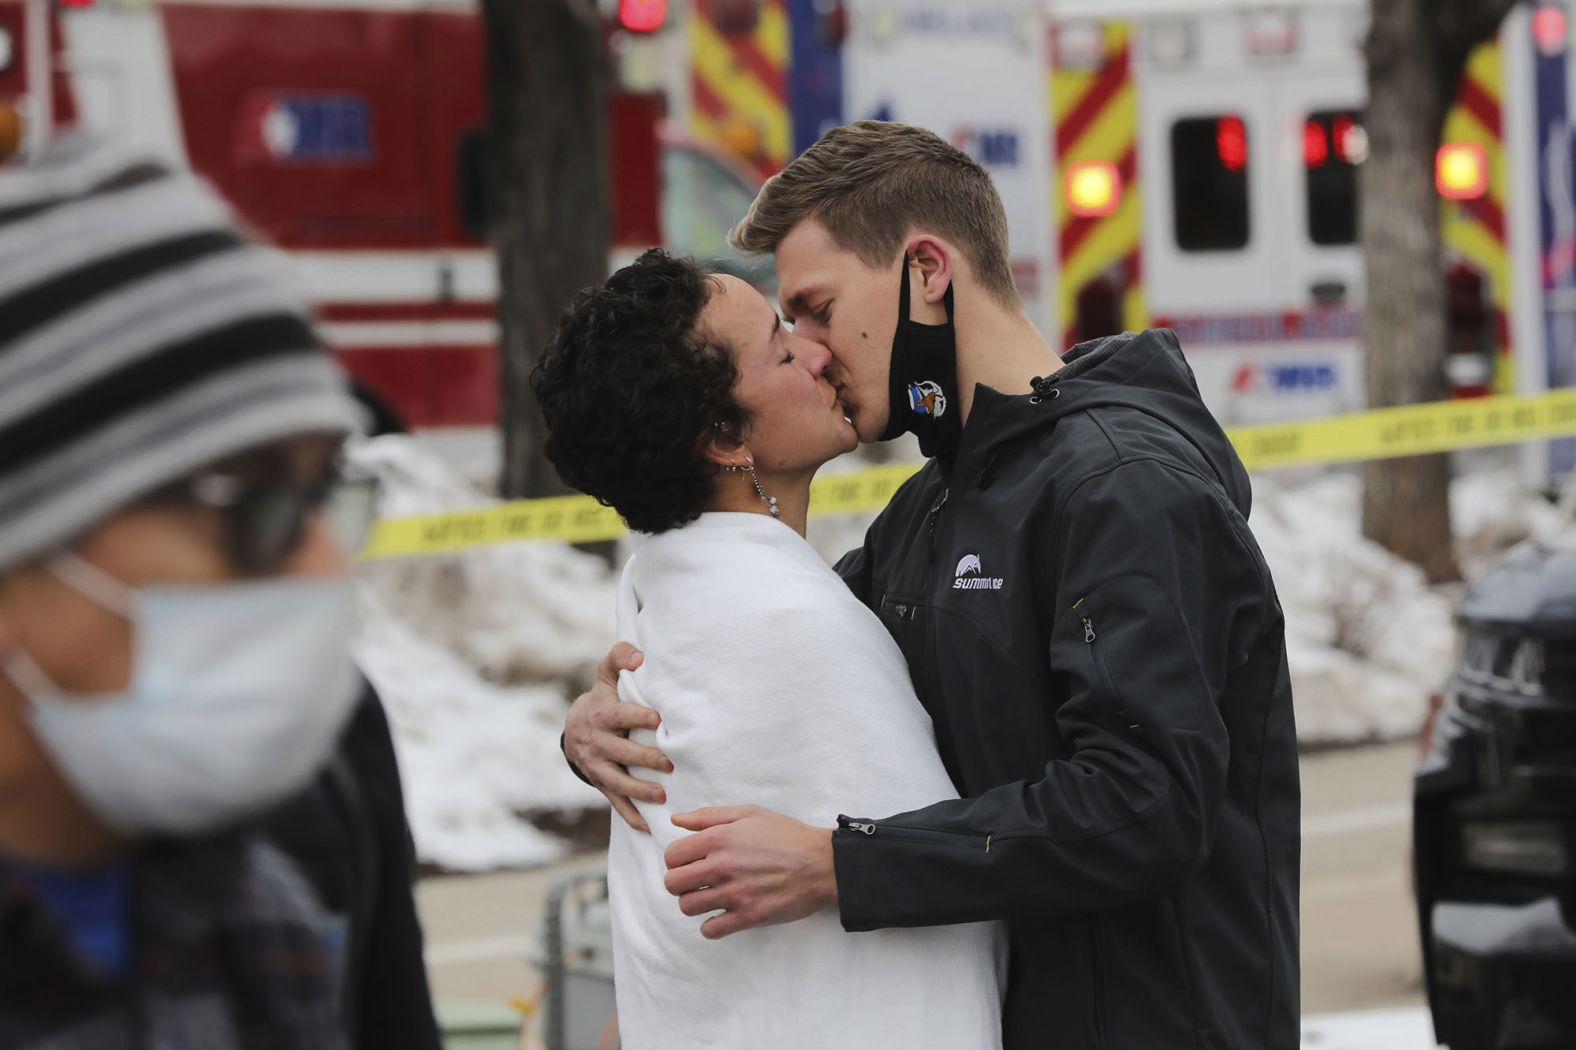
[1300, 1006, 1438, 1049]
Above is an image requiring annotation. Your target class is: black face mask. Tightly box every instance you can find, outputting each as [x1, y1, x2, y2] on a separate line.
[879, 257, 963, 460]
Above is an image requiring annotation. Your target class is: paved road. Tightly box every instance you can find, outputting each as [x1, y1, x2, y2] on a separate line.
[418, 738, 1427, 1030]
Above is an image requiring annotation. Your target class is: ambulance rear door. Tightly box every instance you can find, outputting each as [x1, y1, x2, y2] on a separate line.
[1137, 7, 1366, 425]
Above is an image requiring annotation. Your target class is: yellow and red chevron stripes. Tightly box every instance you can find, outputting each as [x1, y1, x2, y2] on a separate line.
[690, 0, 791, 180]
[1050, 21, 1145, 350]
[1443, 39, 1514, 392]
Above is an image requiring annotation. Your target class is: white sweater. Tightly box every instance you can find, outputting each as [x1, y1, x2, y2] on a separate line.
[608, 512, 1003, 1050]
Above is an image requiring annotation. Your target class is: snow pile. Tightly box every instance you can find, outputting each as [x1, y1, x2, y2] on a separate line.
[351, 437, 618, 683]
[1249, 474, 1457, 744]
[351, 591, 600, 870]
[1250, 467, 1573, 744]
[1451, 469, 1568, 577]
[347, 437, 609, 871]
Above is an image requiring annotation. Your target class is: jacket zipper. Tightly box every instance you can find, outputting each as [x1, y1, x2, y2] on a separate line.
[837, 815, 987, 848]
[1074, 600, 1131, 723]
[925, 488, 949, 563]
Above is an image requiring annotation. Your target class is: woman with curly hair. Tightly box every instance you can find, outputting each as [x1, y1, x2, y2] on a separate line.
[532, 249, 1003, 1050]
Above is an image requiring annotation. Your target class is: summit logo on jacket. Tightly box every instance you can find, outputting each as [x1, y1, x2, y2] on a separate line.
[953, 554, 1004, 591]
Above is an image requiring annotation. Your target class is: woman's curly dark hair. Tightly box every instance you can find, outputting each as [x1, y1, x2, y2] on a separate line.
[531, 249, 749, 534]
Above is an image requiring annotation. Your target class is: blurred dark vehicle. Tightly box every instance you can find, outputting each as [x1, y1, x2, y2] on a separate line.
[1415, 536, 1576, 1050]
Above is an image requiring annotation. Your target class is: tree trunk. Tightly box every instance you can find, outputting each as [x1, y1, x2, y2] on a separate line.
[482, 0, 609, 499]
[1359, 0, 1518, 583]
[1360, 0, 1457, 582]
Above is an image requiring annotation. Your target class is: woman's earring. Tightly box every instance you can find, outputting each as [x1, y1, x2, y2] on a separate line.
[724, 459, 780, 519]
[748, 462, 781, 519]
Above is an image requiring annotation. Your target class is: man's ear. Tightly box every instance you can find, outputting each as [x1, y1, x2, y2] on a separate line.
[904, 235, 954, 305]
[698, 423, 751, 471]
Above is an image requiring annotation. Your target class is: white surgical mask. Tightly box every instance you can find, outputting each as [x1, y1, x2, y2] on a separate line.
[4, 551, 361, 836]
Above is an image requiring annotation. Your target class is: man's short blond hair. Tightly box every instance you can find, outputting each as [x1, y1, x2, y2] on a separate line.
[730, 121, 1018, 307]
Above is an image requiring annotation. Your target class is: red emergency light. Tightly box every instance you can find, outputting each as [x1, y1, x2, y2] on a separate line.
[1437, 141, 1488, 201]
[54, 0, 98, 7]
[1303, 119, 1328, 168]
[1217, 115, 1248, 173]
[618, 0, 666, 34]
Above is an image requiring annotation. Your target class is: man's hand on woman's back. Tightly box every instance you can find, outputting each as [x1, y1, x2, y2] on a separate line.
[564, 642, 673, 833]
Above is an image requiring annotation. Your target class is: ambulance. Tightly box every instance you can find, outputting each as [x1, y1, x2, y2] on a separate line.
[1034, 0, 1543, 432]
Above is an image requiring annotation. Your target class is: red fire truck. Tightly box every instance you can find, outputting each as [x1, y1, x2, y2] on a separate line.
[0, 0, 766, 473]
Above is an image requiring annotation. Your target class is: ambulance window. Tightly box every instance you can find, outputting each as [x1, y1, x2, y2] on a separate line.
[662, 144, 776, 294]
[1305, 110, 1365, 245]
[1170, 115, 1250, 252]
[662, 146, 756, 266]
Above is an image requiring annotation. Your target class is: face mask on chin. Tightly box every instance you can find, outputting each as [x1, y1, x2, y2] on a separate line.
[879, 255, 964, 460]
[2, 551, 361, 838]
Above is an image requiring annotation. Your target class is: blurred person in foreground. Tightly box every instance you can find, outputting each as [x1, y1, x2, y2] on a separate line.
[564, 121, 1300, 1049]
[0, 138, 438, 1050]
[532, 249, 1004, 1049]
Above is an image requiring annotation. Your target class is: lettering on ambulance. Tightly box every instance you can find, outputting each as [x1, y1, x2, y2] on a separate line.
[898, 9, 1018, 36]
[1230, 362, 1340, 397]
[235, 93, 374, 165]
[1154, 310, 1362, 346]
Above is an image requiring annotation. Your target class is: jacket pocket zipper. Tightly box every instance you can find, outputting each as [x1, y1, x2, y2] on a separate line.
[1087, 915, 1109, 1049]
[837, 816, 988, 849]
[1073, 600, 1128, 720]
[878, 594, 920, 621]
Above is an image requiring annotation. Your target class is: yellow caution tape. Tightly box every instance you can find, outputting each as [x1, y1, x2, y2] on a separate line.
[358, 389, 1576, 560]
[357, 464, 924, 560]
[1228, 386, 1576, 471]
[359, 491, 624, 556]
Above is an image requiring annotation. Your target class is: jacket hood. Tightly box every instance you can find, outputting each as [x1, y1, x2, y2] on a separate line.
[956, 329, 1253, 516]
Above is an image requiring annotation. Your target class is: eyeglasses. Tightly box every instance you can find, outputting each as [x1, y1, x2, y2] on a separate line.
[170, 464, 381, 575]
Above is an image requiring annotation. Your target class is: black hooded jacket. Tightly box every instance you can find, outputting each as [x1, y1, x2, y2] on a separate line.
[831, 329, 1300, 1049]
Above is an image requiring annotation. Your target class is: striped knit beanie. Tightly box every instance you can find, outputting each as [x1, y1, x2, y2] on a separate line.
[0, 137, 358, 572]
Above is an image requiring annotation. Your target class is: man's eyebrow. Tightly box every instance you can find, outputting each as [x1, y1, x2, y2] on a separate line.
[780, 291, 807, 319]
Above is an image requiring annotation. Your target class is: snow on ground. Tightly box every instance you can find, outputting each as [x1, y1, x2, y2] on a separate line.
[348, 436, 1571, 868]
[1249, 473, 1457, 744]
[351, 438, 618, 684]
[1300, 1006, 1438, 1050]
[348, 438, 607, 871]
[1250, 467, 1568, 744]
[1452, 468, 1570, 577]
[350, 591, 598, 871]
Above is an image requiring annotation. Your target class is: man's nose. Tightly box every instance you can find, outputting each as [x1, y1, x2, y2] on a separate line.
[800, 339, 833, 380]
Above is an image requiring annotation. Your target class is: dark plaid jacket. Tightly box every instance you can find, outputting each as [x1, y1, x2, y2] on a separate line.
[0, 833, 347, 1050]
